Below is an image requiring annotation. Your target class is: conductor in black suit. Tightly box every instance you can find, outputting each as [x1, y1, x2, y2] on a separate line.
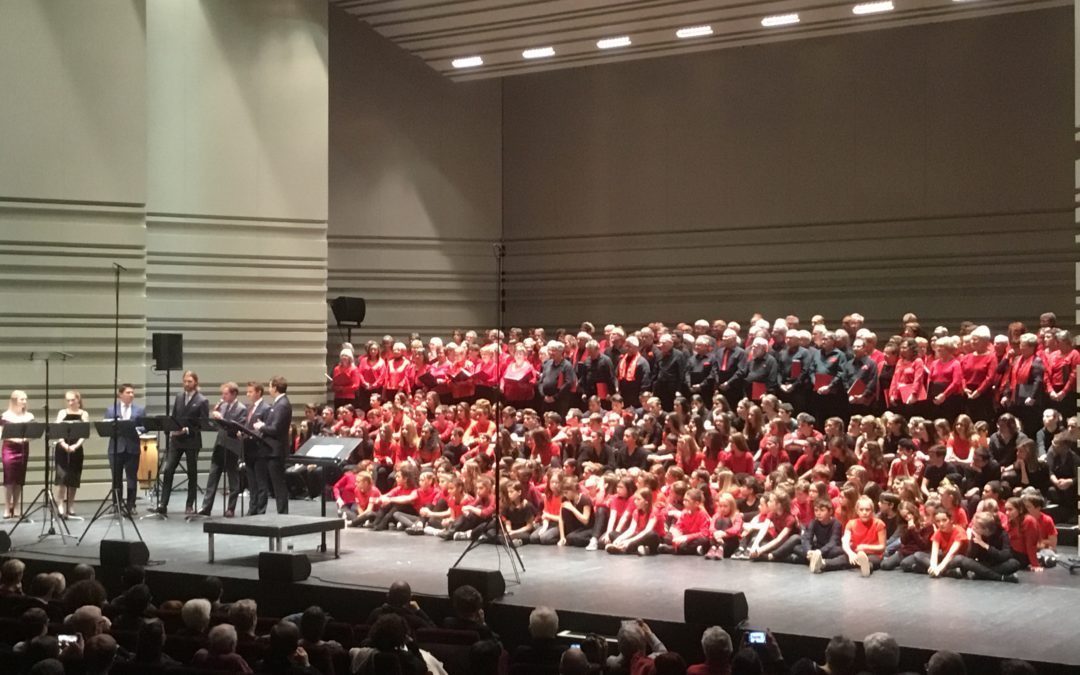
[241, 381, 269, 516]
[253, 375, 292, 514]
[198, 381, 247, 517]
[153, 370, 209, 515]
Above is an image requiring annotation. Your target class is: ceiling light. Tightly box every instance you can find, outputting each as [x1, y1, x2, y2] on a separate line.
[852, 1, 894, 14]
[597, 36, 632, 49]
[451, 56, 483, 69]
[761, 14, 800, 27]
[676, 25, 713, 39]
[522, 47, 555, 59]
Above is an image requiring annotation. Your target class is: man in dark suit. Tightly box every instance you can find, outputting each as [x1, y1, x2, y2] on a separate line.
[197, 381, 247, 517]
[241, 381, 269, 516]
[104, 383, 145, 513]
[153, 370, 209, 515]
[253, 376, 292, 514]
[714, 329, 747, 409]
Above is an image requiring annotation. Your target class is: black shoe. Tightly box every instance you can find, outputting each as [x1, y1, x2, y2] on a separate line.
[1002, 573, 1020, 583]
[658, 544, 675, 555]
[196, 509, 212, 517]
[437, 529, 454, 540]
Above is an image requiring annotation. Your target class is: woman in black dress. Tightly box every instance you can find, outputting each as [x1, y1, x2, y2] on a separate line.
[54, 390, 89, 519]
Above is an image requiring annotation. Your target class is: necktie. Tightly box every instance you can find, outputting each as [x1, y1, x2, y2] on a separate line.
[247, 404, 256, 424]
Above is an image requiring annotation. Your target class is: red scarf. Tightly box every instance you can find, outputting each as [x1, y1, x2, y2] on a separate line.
[1010, 354, 1034, 393]
[618, 353, 638, 382]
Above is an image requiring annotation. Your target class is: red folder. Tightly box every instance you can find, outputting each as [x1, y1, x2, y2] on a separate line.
[814, 373, 833, 390]
[848, 378, 866, 397]
[751, 381, 766, 401]
[790, 361, 802, 379]
[897, 383, 918, 404]
[596, 382, 609, 400]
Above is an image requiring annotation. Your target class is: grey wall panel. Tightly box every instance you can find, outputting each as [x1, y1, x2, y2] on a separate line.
[327, 10, 501, 351]
[502, 9, 1074, 334]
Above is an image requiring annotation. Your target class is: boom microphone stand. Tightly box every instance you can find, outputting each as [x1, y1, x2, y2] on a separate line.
[78, 263, 144, 545]
[452, 243, 524, 583]
[9, 351, 76, 545]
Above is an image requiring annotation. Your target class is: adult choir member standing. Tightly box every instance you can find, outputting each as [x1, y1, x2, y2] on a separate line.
[652, 334, 688, 411]
[104, 384, 145, 514]
[1000, 333, 1045, 438]
[734, 337, 779, 404]
[685, 336, 717, 405]
[845, 338, 880, 419]
[928, 336, 966, 423]
[962, 326, 998, 424]
[154, 370, 209, 516]
[253, 376, 292, 514]
[616, 337, 650, 407]
[537, 342, 577, 417]
[1, 391, 33, 519]
[502, 344, 537, 408]
[582, 340, 617, 406]
[888, 338, 927, 420]
[331, 348, 359, 410]
[809, 331, 849, 427]
[241, 382, 269, 516]
[1045, 329, 1079, 419]
[54, 390, 89, 519]
[714, 330, 746, 409]
[356, 342, 386, 412]
[198, 382, 247, 517]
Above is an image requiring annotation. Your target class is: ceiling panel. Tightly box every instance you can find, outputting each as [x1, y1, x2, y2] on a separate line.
[330, 0, 1067, 80]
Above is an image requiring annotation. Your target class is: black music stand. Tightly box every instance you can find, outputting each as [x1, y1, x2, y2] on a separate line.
[139, 415, 179, 520]
[290, 436, 358, 551]
[1, 422, 46, 536]
[217, 417, 266, 518]
[10, 420, 87, 545]
[78, 420, 144, 545]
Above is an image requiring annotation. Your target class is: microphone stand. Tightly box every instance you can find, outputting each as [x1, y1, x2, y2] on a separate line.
[451, 242, 524, 582]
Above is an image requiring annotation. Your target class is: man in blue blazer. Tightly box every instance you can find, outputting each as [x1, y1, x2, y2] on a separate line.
[104, 383, 145, 512]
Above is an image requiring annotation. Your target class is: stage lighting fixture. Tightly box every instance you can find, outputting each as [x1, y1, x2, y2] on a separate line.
[676, 25, 713, 39]
[451, 56, 483, 68]
[523, 47, 555, 59]
[761, 14, 801, 27]
[852, 1, 894, 14]
[597, 36, 631, 49]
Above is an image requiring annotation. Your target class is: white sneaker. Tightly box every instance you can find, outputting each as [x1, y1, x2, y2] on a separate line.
[636, 545, 650, 556]
[423, 526, 441, 536]
[585, 537, 598, 551]
[511, 538, 524, 548]
[453, 531, 470, 541]
[808, 549, 824, 574]
[856, 551, 871, 577]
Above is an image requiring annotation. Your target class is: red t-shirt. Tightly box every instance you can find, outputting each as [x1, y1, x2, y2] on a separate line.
[720, 450, 755, 475]
[845, 517, 886, 549]
[355, 486, 380, 511]
[1035, 512, 1057, 540]
[931, 525, 968, 555]
[769, 512, 800, 538]
[675, 508, 712, 539]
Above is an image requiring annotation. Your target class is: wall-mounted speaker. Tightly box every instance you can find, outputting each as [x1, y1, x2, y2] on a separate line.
[151, 333, 183, 371]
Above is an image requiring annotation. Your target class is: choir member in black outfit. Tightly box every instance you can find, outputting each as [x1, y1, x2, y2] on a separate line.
[810, 331, 849, 428]
[685, 335, 718, 404]
[537, 341, 578, 417]
[779, 330, 812, 414]
[580, 340, 617, 406]
[651, 334, 688, 411]
[845, 337, 880, 419]
[733, 337, 779, 403]
[714, 329, 746, 409]
[616, 337, 651, 407]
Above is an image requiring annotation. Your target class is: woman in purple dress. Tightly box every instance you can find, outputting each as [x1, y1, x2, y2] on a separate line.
[1, 391, 34, 519]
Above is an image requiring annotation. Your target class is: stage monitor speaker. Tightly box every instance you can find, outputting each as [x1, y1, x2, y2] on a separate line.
[152, 333, 183, 371]
[259, 551, 311, 583]
[0, 531, 9, 554]
[447, 567, 505, 602]
[684, 588, 748, 628]
[100, 540, 150, 568]
[330, 296, 366, 327]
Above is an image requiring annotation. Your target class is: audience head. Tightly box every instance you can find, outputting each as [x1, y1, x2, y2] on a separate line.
[732, 647, 764, 675]
[29, 659, 65, 675]
[83, 634, 118, 675]
[63, 579, 107, 613]
[69, 605, 109, 638]
[134, 620, 166, 663]
[616, 621, 647, 657]
[70, 564, 95, 584]
[180, 598, 211, 633]
[1, 557, 25, 589]
[207, 623, 238, 656]
[268, 620, 302, 661]
[197, 575, 224, 604]
[228, 599, 258, 637]
[21, 606, 49, 640]
[121, 584, 152, 616]
[120, 565, 145, 589]
[25, 634, 59, 664]
[999, 660, 1036, 675]
[470, 638, 503, 675]
[824, 635, 856, 675]
[926, 650, 966, 675]
[863, 632, 900, 673]
[387, 580, 413, 607]
[300, 605, 329, 642]
[369, 613, 409, 652]
[654, 651, 688, 675]
[702, 626, 734, 665]
[529, 606, 559, 639]
[560, 646, 591, 675]
[452, 584, 484, 621]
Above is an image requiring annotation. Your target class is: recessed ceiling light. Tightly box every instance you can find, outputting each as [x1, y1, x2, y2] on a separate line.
[852, 1, 894, 14]
[597, 36, 632, 49]
[522, 47, 556, 59]
[676, 25, 713, 39]
[451, 56, 483, 69]
[761, 14, 800, 27]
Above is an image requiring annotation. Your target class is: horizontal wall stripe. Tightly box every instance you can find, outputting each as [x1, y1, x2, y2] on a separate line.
[0, 196, 144, 209]
[147, 212, 328, 225]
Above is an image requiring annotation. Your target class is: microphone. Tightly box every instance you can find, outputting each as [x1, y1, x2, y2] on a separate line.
[112, 262, 128, 271]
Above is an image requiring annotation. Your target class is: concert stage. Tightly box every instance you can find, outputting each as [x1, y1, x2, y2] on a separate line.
[6, 500, 1079, 671]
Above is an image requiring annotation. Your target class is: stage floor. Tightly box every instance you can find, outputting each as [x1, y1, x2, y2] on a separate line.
[7, 499, 1080, 667]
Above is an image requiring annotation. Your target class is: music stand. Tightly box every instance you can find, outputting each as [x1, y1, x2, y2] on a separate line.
[292, 435, 359, 552]
[138, 415, 180, 520]
[78, 420, 144, 545]
[11, 420, 87, 545]
[1, 422, 47, 538]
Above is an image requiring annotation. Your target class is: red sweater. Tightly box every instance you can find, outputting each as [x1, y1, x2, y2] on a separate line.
[720, 450, 755, 475]
[674, 508, 712, 539]
[331, 364, 359, 400]
[961, 351, 998, 397]
[889, 358, 927, 405]
[356, 357, 387, 390]
[928, 358, 965, 398]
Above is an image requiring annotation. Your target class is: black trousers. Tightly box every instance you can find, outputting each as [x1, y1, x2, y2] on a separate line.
[955, 554, 1022, 581]
[201, 446, 239, 513]
[253, 456, 288, 514]
[109, 451, 139, 508]
[160, 445, 200, 510]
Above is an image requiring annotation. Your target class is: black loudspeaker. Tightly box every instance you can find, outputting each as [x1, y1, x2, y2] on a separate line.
[151, 333, 183, 371]
[329, 297, 366, 326]
[0, 531, 10, 554]
[259, 551, 311, 582]
[447, 567, 505, 602]
[100, 540, 150, 568]
[684, 588, 748, 628]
